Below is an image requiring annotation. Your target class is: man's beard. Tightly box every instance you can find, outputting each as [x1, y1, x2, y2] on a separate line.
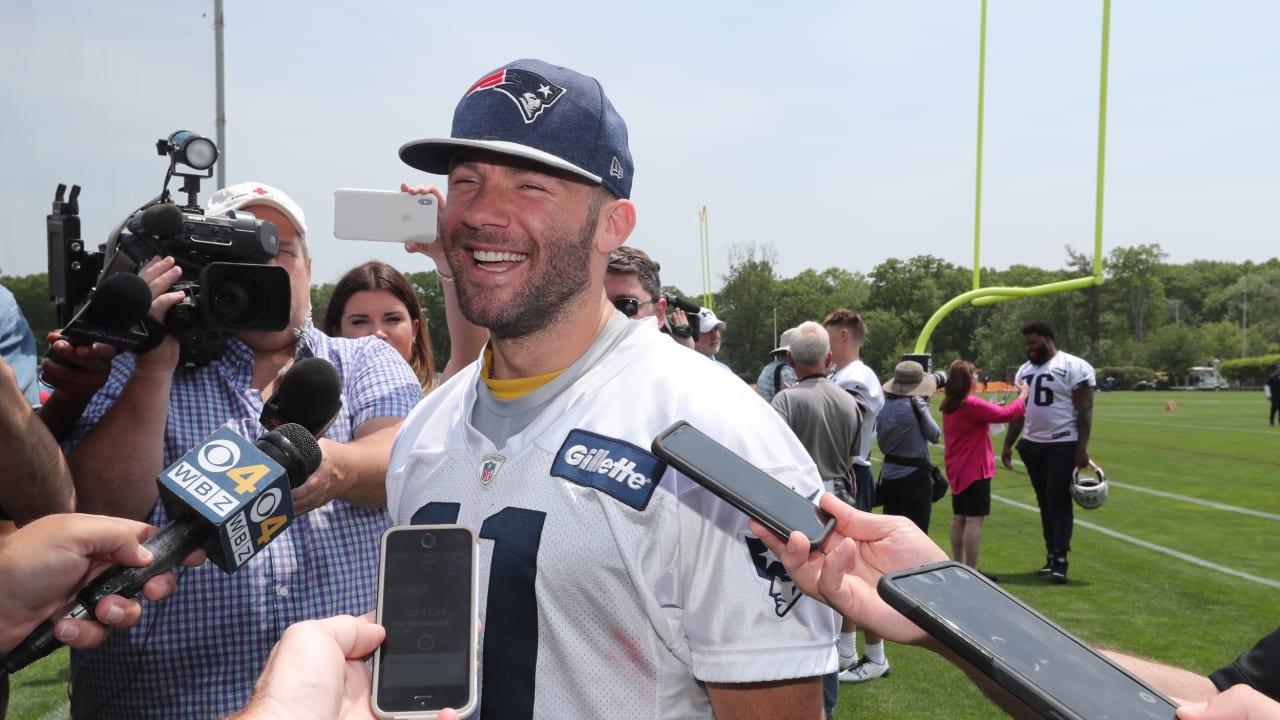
[449, 217, 597, 341]
[1029, 344, 1050, 365]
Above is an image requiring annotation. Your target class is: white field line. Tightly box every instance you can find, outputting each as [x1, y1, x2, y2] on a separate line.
[1106, 481, 1280, 522]
[936, 449, 1280, 521]
[992, 495, 1280, 590]
[1097, 417, 1277, 435]
[927, 448, 1280, 586]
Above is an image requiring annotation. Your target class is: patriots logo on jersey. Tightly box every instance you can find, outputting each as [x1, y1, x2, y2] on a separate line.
[746, 536, 802, 617]
[552, 429, 664, 511]
[466, 68, 566, 124]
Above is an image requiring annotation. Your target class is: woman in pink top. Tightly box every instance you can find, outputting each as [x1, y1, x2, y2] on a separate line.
[940, 360, 1029, 575]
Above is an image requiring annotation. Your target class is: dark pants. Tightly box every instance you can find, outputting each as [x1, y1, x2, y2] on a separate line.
[852, 463, 875, 512]
[878, 466, 932, 533]
[1271, 397, 1280, 426]
[1017, 440, 1076, 554]
[823, 671, 838, 718]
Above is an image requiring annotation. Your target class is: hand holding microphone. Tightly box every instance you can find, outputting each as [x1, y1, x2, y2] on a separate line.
[0, 514, 205, 659]
[1, 422, 322, 674]
[259, 357, 351, 515]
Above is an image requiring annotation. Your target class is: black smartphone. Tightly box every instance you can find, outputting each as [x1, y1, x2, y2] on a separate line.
[373, 525, 478, 719]
[878, 561, 1177, 720]
[651, 420, 836, 545]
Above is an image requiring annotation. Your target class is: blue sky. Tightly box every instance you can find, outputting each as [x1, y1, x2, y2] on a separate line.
[2, 1, 1277, 296]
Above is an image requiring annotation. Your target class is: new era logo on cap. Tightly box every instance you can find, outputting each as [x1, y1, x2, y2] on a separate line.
[399, 58, 634, 199]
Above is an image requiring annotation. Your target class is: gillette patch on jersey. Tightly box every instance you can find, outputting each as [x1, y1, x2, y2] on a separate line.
[552, 429, 666, 511]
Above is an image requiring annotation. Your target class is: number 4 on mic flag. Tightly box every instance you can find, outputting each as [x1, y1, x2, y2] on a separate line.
[157, 427, 296, 572]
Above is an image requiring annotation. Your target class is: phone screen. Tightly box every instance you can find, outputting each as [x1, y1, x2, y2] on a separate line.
[651, 421, 834, 544]
[375, 525, 477, 717]
[881, 563, 1175, 720]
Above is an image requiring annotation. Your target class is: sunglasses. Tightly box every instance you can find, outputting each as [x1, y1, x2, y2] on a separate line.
[611, 297, 658, 317]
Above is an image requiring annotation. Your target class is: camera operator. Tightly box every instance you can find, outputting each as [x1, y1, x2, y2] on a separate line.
[605, 246, 695, 348]
[62, 181, 422, 720]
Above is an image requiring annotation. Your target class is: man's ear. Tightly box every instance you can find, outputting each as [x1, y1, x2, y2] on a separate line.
[596, 198, 637, 254]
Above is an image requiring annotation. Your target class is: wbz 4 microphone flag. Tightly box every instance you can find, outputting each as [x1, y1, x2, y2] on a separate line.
[157, 427, 297, 572]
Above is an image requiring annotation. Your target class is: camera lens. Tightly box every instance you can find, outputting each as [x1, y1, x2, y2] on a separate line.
[931, 370, 948, 389]
[420, 533, 437, 549]
[207, 274, 267, 329]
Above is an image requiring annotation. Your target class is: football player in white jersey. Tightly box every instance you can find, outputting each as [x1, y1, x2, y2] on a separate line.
[389, 59, 836, 719]
[821, 309, 889, 683]
[1000, 321, 1095, 584]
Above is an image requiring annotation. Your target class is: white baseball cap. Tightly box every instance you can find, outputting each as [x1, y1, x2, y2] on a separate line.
[697, 309, 726, 334]
[772, 326, 799, 354]
[205, 181, 308, 238]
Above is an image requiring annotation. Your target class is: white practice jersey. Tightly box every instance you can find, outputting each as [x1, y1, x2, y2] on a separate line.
[387, 320, 837, 720]
[1016, 350, 1096, 443]
[831, 360, 882, 466]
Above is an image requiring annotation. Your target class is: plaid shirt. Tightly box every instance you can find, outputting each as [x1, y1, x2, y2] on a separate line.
[65, 327, 422, 720]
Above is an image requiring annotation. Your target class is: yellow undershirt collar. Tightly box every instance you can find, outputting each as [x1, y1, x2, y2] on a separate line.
[481, 345, 567, 400]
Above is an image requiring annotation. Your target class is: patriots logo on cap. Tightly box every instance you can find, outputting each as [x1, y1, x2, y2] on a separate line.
[467, 68, 566, 124]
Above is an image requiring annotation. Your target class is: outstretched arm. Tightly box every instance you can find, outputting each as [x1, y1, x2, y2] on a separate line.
[0, 357, 72, 523]
[751, 493, 1044, 720]
[0, 513, 203, 653]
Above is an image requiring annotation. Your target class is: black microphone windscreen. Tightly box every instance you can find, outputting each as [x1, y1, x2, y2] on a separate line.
[140, 203, 185, 237]
[85, 273, 152, 329]
[257, 422, 323, 488]
[262, 357, 342, 437]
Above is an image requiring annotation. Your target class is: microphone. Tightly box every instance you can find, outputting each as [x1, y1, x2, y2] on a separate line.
[48, 273, 157, 356]
[138, 202, 185, 237]
[260, 357, 343, 438]
[0, 423, 321, 675]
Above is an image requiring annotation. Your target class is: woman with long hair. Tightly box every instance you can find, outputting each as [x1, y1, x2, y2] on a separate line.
[325, 261, 436, 393]
[939, 359, 1029, 574]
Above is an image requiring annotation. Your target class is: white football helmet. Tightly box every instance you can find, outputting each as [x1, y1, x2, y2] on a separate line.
[1071, 459, 1108, 510]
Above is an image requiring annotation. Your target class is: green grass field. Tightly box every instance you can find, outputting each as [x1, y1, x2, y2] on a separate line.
[7, 390, 1279, 719]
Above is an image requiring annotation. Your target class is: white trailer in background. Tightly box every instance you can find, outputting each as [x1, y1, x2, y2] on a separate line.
[1187, 362, 1229, 390]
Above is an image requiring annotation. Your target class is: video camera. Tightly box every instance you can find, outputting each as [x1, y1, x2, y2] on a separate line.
[663, 293, 701, 341]
[48, 131, 291, 367]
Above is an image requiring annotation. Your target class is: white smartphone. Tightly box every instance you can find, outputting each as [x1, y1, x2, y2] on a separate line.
[333, 188, 437, 244]
[879, 562, 1176, 720]
[373, 524, 478, 719]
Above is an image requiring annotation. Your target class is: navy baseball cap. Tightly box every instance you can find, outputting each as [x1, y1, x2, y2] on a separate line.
[399, 59, 634, 199]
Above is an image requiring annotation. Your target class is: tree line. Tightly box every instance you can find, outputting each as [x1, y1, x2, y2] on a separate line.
[5, 242, 1280, 387]
[664, 243, 1280, 387]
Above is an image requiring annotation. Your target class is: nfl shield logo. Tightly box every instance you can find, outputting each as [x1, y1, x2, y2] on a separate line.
[479, 454, 506, 485]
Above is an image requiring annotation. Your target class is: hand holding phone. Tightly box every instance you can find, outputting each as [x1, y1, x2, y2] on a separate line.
[373, 525, 478, 719]
[878, 561, 1176, 720]
[651, 420, 835, 545]
[334, 189, 438, 244]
